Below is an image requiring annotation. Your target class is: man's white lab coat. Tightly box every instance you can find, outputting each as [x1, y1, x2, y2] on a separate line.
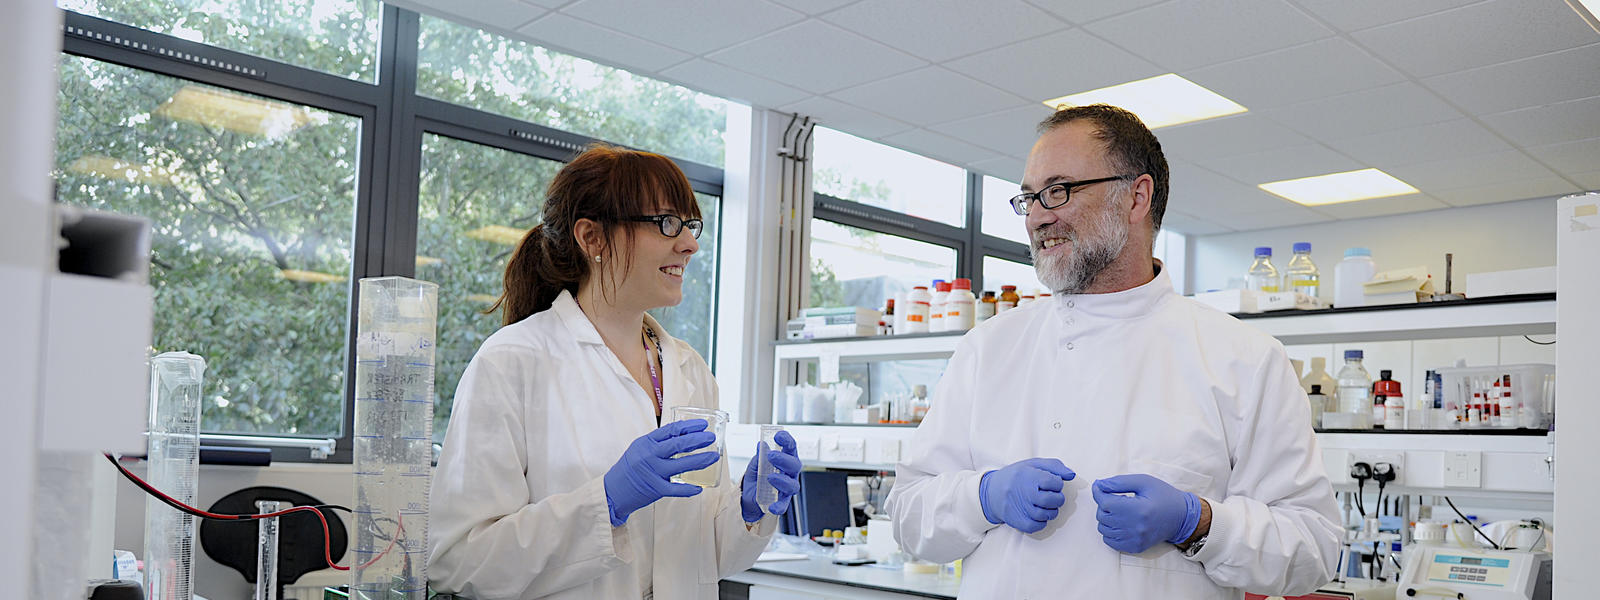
[429, 290, 773, 600]
[887, 269, 1341, 599]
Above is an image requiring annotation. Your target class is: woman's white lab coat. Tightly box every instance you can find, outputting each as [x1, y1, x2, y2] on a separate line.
[429, 290, 774, 600]
[886, 269, 1341, 599]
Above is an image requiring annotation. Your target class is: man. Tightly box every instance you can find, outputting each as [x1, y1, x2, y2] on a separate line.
[885, 104, 1340, 599]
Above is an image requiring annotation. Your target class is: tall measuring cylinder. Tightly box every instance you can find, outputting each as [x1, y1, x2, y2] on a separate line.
[145, 351, 206, 600]
[352, 277, 437, 599]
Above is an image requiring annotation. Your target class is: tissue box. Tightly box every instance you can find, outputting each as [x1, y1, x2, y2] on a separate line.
[850, 405, 881, 424]
[1363, 266, 1433, 305]
[1465, 266, 1555, 298]
[1193, 289, 1259, 314]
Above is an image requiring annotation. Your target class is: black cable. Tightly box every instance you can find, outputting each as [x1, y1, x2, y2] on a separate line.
[1523, 335, 1556, 346]
[1355, 480, 1367, 517]
[1443, 496, 1502, 549]
[104, 453, 350, 521]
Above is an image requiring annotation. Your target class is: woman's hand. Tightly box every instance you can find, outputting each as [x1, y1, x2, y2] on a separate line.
[603, 419, 719, 527]
[740, 431, 802, 523]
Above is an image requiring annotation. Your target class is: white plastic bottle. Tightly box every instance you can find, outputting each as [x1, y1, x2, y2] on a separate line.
[903, 286, 930, 334]
[1334, 247, 1377, 308]
[1336, 350, 1373, 426]
[1384, 393, 1405, 430]
[1247, 247, 1280, 293]
[1284, 242, 1320, 299]
[944, 278, 976, 332]
[929, 280, 949, 333]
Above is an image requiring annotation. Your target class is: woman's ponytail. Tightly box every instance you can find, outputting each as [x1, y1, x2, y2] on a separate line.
[491, 222, 582, 326]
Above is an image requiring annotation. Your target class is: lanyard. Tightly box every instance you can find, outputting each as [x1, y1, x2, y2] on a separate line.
[642, 326, 665, 424]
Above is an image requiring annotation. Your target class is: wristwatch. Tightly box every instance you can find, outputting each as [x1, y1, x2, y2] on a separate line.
[1180, 534, 1208, 558]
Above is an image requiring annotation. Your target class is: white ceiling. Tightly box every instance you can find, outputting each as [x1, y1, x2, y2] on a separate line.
[395, 0, 1600, 234]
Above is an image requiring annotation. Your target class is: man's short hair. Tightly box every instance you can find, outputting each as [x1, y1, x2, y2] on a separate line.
[1037, 104, 1170, 233]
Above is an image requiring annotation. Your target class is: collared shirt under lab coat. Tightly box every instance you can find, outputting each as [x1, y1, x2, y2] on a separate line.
[429, 290, 774, 600]
[886, 268, 1341, 599]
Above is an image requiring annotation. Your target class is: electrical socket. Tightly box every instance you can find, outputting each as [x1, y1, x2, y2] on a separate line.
[1347, 451, 1405, 485]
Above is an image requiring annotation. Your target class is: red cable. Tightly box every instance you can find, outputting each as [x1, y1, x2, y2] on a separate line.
[103, 453, 402, 572]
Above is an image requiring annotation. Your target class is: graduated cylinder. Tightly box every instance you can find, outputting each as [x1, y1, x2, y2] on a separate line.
[352, 277, 438, 599]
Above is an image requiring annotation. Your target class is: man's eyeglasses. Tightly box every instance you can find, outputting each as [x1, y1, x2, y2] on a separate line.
[1009, 175, 1135, 216]
[625, 214, 704, 239]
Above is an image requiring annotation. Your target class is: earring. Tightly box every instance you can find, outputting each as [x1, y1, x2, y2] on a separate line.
[594, 255, 602, 263]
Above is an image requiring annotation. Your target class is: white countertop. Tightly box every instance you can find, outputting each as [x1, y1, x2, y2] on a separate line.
[727, 555, 961, 599]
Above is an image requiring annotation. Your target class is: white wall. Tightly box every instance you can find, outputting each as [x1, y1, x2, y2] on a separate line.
[1187, 196, 1559, 297]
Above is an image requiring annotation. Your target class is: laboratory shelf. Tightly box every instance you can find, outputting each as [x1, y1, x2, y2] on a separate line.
[772, 331, 965, 362]
[1234, 293, 1554, 345]
[1315, 428, 1549, 436]
[778, 422, 920, 428]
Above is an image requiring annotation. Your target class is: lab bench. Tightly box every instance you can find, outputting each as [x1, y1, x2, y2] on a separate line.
[725, 556, 959, 600]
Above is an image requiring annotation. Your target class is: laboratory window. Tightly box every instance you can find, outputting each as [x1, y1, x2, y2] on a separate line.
[53, 56, 361, 437]
[980, 175, 1030, 246]
[418, 134, 722, 434]
[58, 0, 382, 82]
[811, 127, 969, 228]
[982, 255, 1049, 296]
[809, 219, 957, 314]
[416, 13, 729, 167]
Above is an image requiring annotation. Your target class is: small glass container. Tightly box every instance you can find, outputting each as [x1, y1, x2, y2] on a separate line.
[668, 406, 728, 488]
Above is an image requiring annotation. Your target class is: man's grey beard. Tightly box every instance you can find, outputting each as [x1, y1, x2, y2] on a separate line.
[1031, 200, 1129, 295]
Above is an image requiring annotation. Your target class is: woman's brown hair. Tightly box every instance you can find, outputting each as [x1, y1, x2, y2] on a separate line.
[491, 144, 701, 326]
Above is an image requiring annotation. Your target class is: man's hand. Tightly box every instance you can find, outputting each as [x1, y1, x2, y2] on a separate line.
[979, 458, 1076, 533]
[1091, 474, 1203, 554]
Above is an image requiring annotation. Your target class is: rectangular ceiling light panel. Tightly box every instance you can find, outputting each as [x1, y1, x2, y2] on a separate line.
[1041, 73, 1247, 129]
[1259, 168, 1420, 206]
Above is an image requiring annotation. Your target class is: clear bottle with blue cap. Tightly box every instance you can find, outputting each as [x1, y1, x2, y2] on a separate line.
[1246, 246, 1280, 293]
[1284, 242, 1320, 299]
[1337, 350, 1374, 425]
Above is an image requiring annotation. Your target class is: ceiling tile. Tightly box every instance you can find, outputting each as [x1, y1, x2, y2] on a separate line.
[1479, 95, 1600, 148]
[828, 67, 1030, 126]
[1159, 210, 1234, 235]
[560, 0, 804, 55]
[1193, 143, 1365, 185]
[516, 13, 691, 72]
[1023, 0, 1166, 25]
[822, 0, 1065, 62]
[768, 0, 859, 15]
[1156, 114, 1311, 161]
[1312, 194, 1448, 219]
[1290, 0, 1480, 33]
[1422, 43, 1600, 116]
[1186, 38, 1405, 109]
[411, 0, 547, 30]
[706, 20, 924, 94]
[1209, 205, 1332, 232]
[970, 155, 1029, 182]
[943, 29, 1164, 104]
[883, 129, 1007, 166]
[1387, 149, 1560, 191]
[1085, 0, 1333, 71]
[1573, 171, 1600, 189]
[1524, 138, 1600, 176]
[1324, 119, 1512, 168]
[929, 105, 1056, 155]
[1350, 0, 1598, 78]
[658, 59, 810, 108]
[1168, 161, 1301, 215]
[1262, 82, 1464, 141]
[1430, 176, 1582, 207]
[779, 96, 916, 139]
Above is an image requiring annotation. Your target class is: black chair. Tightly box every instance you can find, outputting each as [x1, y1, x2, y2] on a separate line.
[199, 486, 347, 599]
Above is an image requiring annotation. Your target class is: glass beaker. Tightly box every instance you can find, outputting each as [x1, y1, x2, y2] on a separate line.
[669, 406, 728, 488]
[756, 425, 784, 513]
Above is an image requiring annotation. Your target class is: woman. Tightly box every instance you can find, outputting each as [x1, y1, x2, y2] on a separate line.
[429, 145, 803, 600]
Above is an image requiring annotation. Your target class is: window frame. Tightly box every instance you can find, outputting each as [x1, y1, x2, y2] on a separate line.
[813, 172, 1031, 295]
[58, 5, 727, 462]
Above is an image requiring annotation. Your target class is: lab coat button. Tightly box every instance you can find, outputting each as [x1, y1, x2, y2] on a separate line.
[1053, 422, 1062, 429]
[1065, 342, 1075, 351]
[1066, 300, 1075, 308]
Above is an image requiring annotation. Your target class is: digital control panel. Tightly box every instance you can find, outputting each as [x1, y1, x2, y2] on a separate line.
[1426, 553, 1513, 587]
